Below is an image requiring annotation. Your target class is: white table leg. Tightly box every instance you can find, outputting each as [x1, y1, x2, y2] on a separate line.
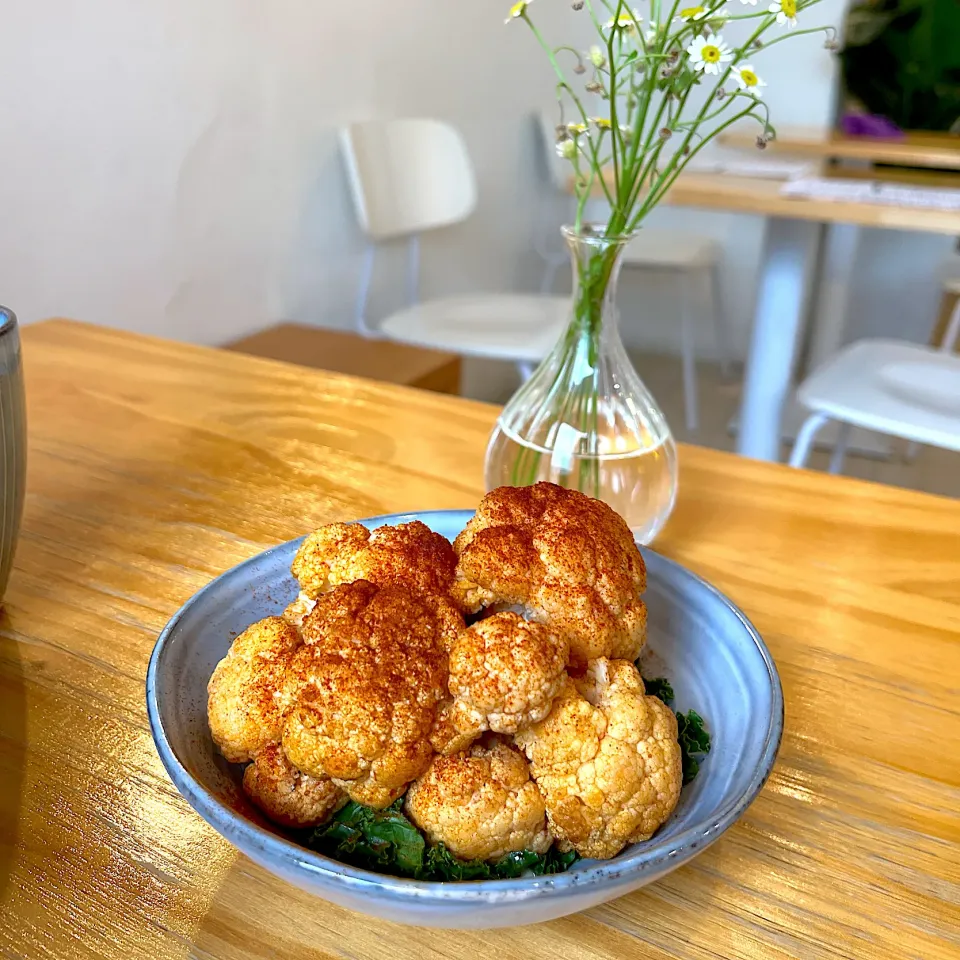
[805, 223, 860, 371]
[737, 218, 823, 461]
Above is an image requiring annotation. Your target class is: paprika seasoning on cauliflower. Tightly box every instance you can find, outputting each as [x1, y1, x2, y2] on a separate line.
[432, 612, 567, 753]
[405, 738, 551, 862]
[285, 520, 459, 627]
[516, 658, 681, 860]
[452, 483, 648, 666]
[207, 617, 302, 764]
[282, 581, 455, 808]
[243, 743, 347, 829]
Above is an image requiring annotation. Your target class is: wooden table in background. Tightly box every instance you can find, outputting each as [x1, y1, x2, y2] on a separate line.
[587, 166, 960, 461]
[2, 320, 959, 959]
[655, 170, 960, 235]
[719, 128, 960, 171]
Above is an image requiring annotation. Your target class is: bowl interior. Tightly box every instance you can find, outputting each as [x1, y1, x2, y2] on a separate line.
[149, 510, 781, 889]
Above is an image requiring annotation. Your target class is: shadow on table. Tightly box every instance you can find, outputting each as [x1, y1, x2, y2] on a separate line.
[0, 609, 27, 903]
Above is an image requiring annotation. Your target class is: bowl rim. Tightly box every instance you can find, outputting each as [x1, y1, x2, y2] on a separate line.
[146, 508, 784, 904]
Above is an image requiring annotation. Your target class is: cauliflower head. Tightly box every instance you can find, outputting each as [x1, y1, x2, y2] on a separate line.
[242, 742, 347, 829]
[207, 617, 301, 764]
[515, 658, 681, 859]
[453, 483, 647, 666]
[405, 737, 551, 862]
[298, 572, 463, 655]
[281, 582, 451, 808]
[436, 612, 567, 750]
[290, 520, 458, 600]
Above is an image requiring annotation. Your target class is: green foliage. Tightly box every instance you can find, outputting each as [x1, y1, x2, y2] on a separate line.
[643, 676, 676, 704]
[642, 675, 712, 785]
[841, 0, 960, 131]
[308, 800, 580, 881]
[677, 709, 712, 784]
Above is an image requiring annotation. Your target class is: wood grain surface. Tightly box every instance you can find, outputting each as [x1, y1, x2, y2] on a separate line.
[584, 170, 960, 234]
[718, 129, 960, 171]
[2, 320, 959, 960]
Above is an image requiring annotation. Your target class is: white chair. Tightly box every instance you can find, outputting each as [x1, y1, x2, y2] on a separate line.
[536, 115, 731, 433]
[340, 119, 569, 381]
[788, 290, 960, 472]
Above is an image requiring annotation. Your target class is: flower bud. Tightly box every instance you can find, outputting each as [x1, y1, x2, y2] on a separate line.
[659, 127, 672, 140]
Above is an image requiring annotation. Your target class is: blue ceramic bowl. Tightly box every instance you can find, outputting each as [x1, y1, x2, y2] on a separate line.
[146, 510, 783, 929]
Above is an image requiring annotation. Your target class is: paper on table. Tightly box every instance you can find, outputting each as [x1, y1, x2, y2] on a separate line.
[781, 177, 960, 211]
[685, 157, 816, 180]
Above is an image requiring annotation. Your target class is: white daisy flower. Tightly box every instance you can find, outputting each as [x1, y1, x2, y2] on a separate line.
[505, 0, 532, 23]
[768, 0, 798, 27]
[556, 139, 579, 159]
[740, 0, 759, 5]
[567, 121, 588, 135]
[604, 8, 642, 31]
[591, 116, 613, 131]
[678, 5, 708, 20]
[686, 33, 734, 74]
[732, 64, 767, 97]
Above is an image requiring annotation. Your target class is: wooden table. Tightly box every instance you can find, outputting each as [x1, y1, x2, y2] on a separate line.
[3, 320, 959, 959]
[659, 170, 960, 235]
[719, 128, 960, 171]
[589, 167, 960, 462]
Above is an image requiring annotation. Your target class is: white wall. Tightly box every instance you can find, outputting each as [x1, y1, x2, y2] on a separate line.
[0, 0, 570, 345]
[1, 2, 952, 376]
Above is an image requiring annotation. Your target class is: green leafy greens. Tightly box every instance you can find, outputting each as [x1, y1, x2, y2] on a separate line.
[307, 799, 579, 881]
[641, 675, 712, 785]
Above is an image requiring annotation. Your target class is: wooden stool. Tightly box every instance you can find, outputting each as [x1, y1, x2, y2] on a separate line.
[225, 324, 461, 395]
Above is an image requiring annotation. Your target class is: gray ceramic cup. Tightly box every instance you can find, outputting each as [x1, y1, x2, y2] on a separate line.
[0, 308, 26, 603]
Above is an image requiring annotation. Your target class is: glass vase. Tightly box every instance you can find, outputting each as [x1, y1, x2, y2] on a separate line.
[484, 226, 678, 543]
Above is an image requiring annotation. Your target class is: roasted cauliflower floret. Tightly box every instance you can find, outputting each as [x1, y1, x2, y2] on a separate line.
[515, 658, 681, 860]
[297, 578, 463, 656]
[453, 483, 648, 666]
[434, 612, 567, 751]
[281, 582, 450, 808]
[405, 738, 551, 862]
[242, 742, 348, 829]
[207, 617, 301, 764]
[290, 520, 458, 600]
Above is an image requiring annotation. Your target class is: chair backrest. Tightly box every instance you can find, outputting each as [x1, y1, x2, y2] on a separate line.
[537, 111, 569, 194]
[340, 119, 478, 241]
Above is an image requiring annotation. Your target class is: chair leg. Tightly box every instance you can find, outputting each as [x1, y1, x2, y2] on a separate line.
[708, 262, 732, 379]
[679, 275, 699, 434]
[941, 296, 960, 354]
[788, 412, 831, 468]
[828, 422, 851, 475]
